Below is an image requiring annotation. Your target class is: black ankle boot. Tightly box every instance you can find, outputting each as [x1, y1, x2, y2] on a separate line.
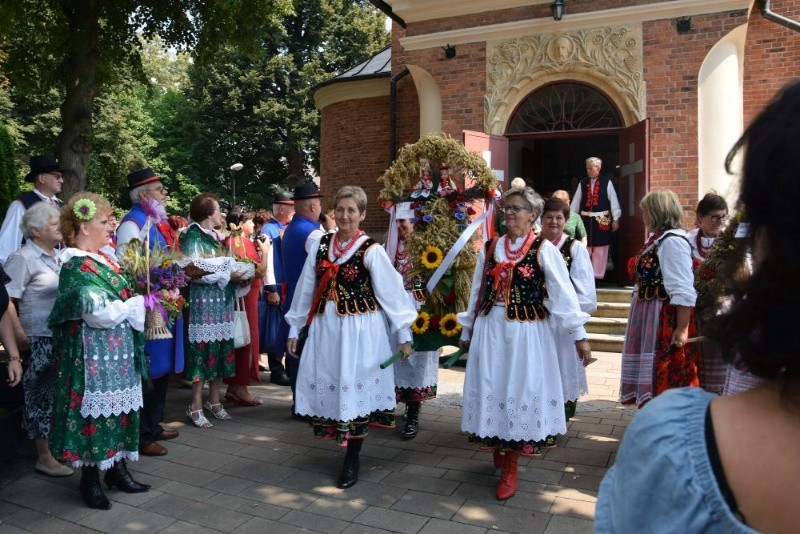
[104, 459, 151, 493]
[337, 439, 363, 489]
[80, 466, 111, 510]
[401, 402, 421, 440]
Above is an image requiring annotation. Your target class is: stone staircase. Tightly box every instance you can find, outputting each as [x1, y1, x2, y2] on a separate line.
[586, 287, 631, 353]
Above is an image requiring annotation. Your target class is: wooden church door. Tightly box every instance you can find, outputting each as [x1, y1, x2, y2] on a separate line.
[616, 118, 650, 286]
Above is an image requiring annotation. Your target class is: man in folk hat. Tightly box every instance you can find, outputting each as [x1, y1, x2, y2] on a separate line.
[259, 191, 294, 386]
[116, 168, 183, 456]
[281, 182, 324, 417]
[0, 155, 65, 265]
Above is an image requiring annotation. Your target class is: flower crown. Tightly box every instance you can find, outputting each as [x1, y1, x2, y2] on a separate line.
[73, 198, 96, 221]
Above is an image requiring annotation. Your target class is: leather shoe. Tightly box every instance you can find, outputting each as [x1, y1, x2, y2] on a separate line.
[270, 368, 292, 386]
[158, 428, 179, 441]
[35, 461, 74, 477]
[140, 442, 168, 456]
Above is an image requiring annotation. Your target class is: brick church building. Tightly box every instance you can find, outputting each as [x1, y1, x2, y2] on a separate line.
[313, 0, 800, 281]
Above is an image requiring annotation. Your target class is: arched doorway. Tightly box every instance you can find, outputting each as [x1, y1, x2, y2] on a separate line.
[506, 82, 623, 196]
[506, 81, 648, 285]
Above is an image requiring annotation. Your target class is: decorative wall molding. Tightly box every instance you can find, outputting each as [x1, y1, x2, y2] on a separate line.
[387, 0, 550, 23]
[400, 0, 749, 51]
[485, 26, 646, 135]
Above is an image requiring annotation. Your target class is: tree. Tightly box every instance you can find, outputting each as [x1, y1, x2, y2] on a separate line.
[179, 0, 388, 207]
[0, 0, 291, 199]
[0, 124, 18, 213]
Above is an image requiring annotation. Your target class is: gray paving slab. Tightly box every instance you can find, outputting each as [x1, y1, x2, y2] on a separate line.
[0, 355, 626, 533]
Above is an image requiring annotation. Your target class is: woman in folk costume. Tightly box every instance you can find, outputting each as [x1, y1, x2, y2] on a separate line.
[181, 194, 244, 428]
[49, 193, 150, 510]
[620, 189, 698, 407]
[286, 186, 415, 489]
[375, 201, 440, 440]
[223, 207, 273, 406]
[686, 192, 729, 394]
[458, 187, 591, 501]
[540, 197, 597, 423]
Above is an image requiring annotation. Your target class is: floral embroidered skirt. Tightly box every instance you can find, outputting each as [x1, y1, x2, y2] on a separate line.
[312, 416, 370, 446]
[185, 283, 236, 382]
[50, 326, 140, 470]
[621, 298, 699, 408]
[461, 307, 567, 454]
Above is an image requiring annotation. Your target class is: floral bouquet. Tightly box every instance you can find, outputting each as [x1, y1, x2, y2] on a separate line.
[379, 134, 498, 351]
[118, 239, 188, 339]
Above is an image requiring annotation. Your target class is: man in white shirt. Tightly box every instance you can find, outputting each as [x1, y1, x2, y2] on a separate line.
[0, 155, 65, 265]
[570, 157, 622, 279]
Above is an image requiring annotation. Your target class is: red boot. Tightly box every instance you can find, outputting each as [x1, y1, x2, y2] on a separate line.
[493, 449, 507, 469]
[495, 451, 518, 500]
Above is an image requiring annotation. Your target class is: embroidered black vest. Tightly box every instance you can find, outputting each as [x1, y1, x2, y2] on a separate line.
[558, 235, 576, 271]
[635, 233, 688, 301]
[480, 236, 550, 322]
[314, 233, 381, 316]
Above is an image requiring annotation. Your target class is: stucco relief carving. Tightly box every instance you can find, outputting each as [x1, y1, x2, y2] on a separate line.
[486, 26, 646, 134]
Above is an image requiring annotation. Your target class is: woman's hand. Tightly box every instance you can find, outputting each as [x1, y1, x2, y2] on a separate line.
[266, 291, 281, 306]
[671, 326, 689, 348]
[6, 359, 22, 387]
[575, 340, 592, 367]
[458, 339, 470, 351]
[230, 270, 244, 283]
[286, 338, 298, 358]
[398, 342, 413, 360]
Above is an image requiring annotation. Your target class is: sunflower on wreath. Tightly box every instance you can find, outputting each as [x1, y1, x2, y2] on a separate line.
[379, 134, 498, 351]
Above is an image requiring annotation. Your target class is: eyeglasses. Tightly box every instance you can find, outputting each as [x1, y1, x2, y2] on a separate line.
[501, 205, 530, 214]
[708, 213, 729, 223]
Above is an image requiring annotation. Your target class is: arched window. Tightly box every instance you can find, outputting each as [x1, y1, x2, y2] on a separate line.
[506, 82, 622, 133]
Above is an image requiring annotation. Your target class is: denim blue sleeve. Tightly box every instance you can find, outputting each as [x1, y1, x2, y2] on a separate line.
[596, 388, 756, 534]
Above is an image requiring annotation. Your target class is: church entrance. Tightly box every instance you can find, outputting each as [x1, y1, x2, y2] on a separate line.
[505, 82, 648, 285]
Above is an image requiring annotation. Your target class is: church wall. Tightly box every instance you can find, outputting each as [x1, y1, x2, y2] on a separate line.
[642, 10, 747, 210]
[743, 1, 800, 126]
[319, 95, 392, 236]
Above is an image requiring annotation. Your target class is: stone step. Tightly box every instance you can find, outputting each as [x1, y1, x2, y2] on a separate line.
[586, 316, 627, 336]
[593, 302, 631, 319]
[596, 287, 633, 304]
[587, 332, 624, 353]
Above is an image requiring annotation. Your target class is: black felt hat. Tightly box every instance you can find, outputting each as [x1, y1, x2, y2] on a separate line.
[24, 155, 66, 183]
[273, 191, 294, 205]
[126, 168, 161, 190]
[292, 182, 323, 200]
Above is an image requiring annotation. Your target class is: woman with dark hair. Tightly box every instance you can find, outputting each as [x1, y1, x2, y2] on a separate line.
[540, 197, 596, 422]
[458, 187, 590, 501]
[619, 189, 698, 407]
[597, 80, 800, 533]
[687, 192, 730, 394]
[223, 207, 272, 406]
[181, 194, 243, 427]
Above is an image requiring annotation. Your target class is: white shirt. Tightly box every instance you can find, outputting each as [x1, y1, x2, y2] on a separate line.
[0, 189, 60, 265]
[639, 230, 697, 308]
[4, 241, 61, 337]
[570, 179, 622, 221]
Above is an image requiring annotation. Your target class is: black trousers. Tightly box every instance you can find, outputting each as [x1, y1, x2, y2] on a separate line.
[139, 374, 170, 446]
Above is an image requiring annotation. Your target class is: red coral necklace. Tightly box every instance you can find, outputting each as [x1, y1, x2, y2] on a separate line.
[333, 230, 364, 259]
[695, 229, 713, 259]
[504, 229, 536, 262]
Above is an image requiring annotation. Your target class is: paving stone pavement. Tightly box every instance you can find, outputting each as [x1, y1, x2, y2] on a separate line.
[0, 351, 631, 533]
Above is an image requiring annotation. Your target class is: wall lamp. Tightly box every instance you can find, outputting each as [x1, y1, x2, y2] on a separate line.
[677, 16, 692, 34]
[552, 0, 565, 21]
[444, 44, 456, 59]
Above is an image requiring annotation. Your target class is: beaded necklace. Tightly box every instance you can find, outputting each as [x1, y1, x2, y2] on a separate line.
[695, 229, 714, 259]
[504, 229, 536, 262]
[97, 249, 121, 274]
[332, 230, 364, 259]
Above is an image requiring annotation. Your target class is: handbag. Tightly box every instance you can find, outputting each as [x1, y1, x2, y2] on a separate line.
[233, 297, 251, 349]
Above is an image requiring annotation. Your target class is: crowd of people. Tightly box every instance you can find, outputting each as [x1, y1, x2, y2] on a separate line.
[1, 80, 797, 531]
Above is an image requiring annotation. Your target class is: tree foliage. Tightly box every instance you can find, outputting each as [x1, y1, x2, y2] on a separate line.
[0, 0, 291, 197]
